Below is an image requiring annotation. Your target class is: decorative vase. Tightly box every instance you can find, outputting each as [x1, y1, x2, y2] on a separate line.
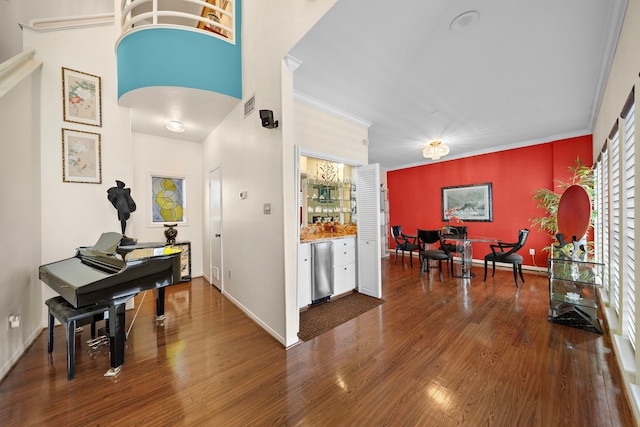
[164, 223, 178, 244]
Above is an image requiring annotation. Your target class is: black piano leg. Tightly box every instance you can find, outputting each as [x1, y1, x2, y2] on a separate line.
[105, 303, 126, 377]
[155, 288, 166, 322]
[65, 320, 77, 380]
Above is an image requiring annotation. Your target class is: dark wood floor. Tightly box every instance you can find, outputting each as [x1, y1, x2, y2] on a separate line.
[0, 257, 636, 426]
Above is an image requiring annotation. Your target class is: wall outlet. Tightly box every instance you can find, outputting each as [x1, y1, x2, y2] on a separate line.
[529, 248, 535, 256]
[9, 315, 21, 329]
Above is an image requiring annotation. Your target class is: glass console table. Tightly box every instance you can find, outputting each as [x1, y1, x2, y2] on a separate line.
[547, 258, 604, 333]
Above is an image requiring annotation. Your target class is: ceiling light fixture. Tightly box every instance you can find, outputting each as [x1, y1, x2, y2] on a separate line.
[450, 10, 480, 32]
[422, 141, 450, 160]
[166, 120, 185, 133]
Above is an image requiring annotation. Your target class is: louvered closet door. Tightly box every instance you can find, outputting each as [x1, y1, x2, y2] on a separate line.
[356, 163, 381, 298]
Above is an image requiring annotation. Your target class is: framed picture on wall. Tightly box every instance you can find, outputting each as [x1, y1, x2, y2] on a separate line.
[62, 67, 102, 127]
[441, 182, 493, 222]
[62, 128, 102, 184]
[150, 174, 187, 224]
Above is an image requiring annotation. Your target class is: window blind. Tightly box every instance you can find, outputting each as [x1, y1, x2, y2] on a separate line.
[623, 101, 635, 349]
[611, 130, 621, 315]
[602, 149, 610, 297]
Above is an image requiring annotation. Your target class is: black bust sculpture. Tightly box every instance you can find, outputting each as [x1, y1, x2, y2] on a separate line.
[107, 180, 137, 245]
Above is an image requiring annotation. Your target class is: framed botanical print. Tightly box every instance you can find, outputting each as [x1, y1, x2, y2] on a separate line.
[62, 67, 102, 127]
[62, 128, 102, 184]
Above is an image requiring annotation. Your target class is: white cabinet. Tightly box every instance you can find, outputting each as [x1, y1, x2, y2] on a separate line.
[333, 237, 356, 296]
[298, 243, 311, 308]
[299, 237, 356, 308]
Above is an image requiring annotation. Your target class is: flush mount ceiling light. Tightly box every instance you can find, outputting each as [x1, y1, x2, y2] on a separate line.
[422, 141, 450, 160]
[450, 10, 480, 32]
[165, 120, 185, 133]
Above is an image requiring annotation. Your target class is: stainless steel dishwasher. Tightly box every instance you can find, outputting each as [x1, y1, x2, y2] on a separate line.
[311, 241, 333, 303]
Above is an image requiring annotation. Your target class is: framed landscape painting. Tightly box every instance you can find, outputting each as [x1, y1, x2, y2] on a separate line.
[441, 182, 493, 222]
[62, 67, 102, 127]
[62, 128, 102, 184]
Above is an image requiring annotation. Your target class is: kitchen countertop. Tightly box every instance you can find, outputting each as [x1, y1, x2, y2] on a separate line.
[300, 232, 357, 243]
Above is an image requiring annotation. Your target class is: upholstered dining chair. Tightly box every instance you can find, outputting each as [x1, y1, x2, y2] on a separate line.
[483, 229, 530, 287]
[391, 225, 420, 267]
[417, 229, 452, 281]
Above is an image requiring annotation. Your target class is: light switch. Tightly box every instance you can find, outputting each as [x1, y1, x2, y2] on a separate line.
[264, 203, 271, 214]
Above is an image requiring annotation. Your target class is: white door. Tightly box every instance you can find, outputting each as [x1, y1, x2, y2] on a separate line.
[209, 167, 222, 290]
[356, 164, 382, 298]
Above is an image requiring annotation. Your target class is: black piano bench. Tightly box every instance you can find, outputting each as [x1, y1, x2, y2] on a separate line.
[45, 296, 109, 380]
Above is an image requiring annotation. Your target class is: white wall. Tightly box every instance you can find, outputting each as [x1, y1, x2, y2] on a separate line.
[593, 0, 640, 152]
[22, 22, 134, 316]
[201, 0, 341, 346]
[281, 98, 369, 345]
[0, 0, 114, 63]
[590, 0, 640, 421]
[0, 66, 42, 380]
[130, 132, 204, 277]
[293, 101, 369, 162]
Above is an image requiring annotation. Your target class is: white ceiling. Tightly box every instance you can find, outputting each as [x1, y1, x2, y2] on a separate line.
[288, 0, 627, 170]
[3, 0, 627, 169]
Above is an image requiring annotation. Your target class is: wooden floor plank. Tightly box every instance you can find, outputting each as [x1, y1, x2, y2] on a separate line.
[0, 257, 635, 426]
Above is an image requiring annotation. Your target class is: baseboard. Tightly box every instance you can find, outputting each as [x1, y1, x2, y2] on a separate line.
[0, 325, 42, 383]
[222, 291, 286, 346]
[385, 250, 548, 275]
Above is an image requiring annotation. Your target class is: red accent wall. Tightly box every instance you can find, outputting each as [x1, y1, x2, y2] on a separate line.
[387, 135, 593, 267]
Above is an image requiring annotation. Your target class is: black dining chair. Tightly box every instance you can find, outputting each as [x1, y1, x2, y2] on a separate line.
[391, 225, 420, 267]
[417, 229, 452, 281]
[483, 229, 530, 287]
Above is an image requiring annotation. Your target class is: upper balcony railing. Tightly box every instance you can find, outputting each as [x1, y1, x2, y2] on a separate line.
[118, 0, 235, 45]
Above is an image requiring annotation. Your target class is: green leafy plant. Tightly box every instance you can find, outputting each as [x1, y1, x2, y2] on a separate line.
[530, 157, 595, 251]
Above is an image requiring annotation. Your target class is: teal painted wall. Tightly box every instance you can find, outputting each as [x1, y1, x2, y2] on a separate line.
[117, 2, 242, 100]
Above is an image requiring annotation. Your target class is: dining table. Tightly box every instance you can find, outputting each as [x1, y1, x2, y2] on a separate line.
[442, 235, 501, 278]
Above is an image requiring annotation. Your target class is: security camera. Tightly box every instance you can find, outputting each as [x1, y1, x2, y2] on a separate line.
[259, 110, 279, 129]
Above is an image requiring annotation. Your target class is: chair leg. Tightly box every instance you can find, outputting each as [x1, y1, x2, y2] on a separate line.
[518, 264, 525, 283]
[394, 248, 399, 264]
[438, 260, 443, 282]
[48, 312, 55, 353]
[483, 260, 488, 281]
[512, 264, 519, 287]
[409, 252, 413, 267]
[491, 261, 496, 277]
